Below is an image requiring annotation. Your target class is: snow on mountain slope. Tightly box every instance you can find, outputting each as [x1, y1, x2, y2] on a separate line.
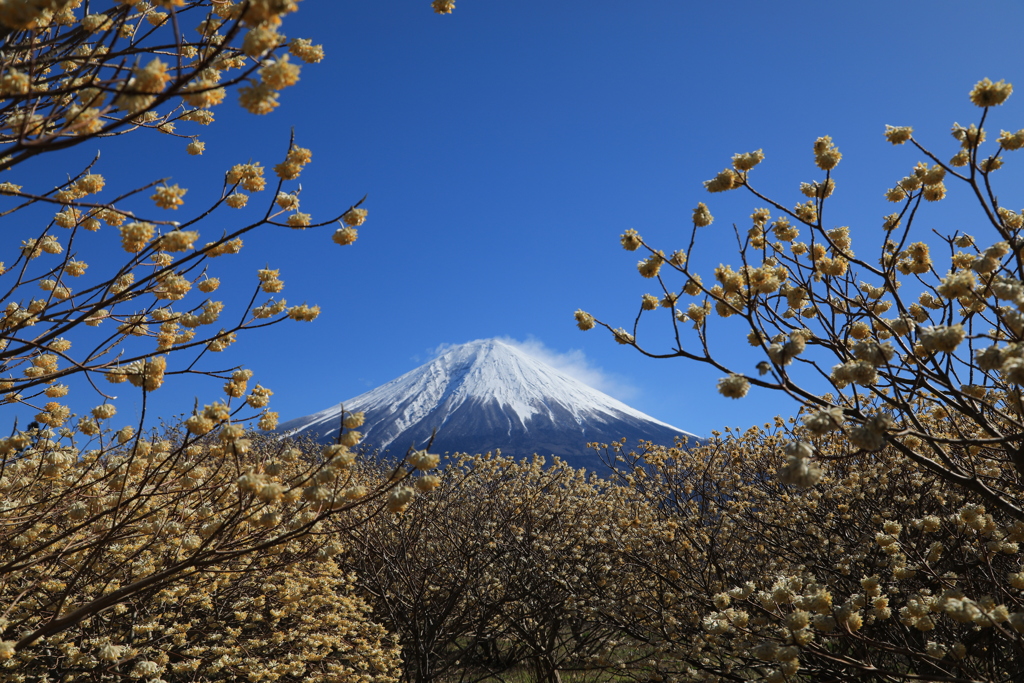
[277, 339, 697, 466]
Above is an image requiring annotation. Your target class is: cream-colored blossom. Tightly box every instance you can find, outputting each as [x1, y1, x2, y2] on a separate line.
[637, 252, 664, 278]
[813, 135, 842, 170]
[970, 78, 1013, 107]
[287, 211, 311, 228]
[225, 192, 248, 208]
[612, 327, 634, 344]
[884, 125, 913, 144]
[408, 450, 440, 471]
[119, 221, 155, 252]
[692, 202, 713, 227]
[717, 374, 750, 399]
[332, 226, 358, 246]
[620, 229, 642, 251]
[387, 486, 415, 513]
[575, 310, 595, 331]
[704, 168, 742, 193]
[920, 324, 967, 354]
[289, 38, 325, 63]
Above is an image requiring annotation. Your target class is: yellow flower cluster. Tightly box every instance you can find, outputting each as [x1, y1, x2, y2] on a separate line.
[969, 77, 1013, 107]
[286, 211, 310, 227]
[119, 221, 155, 252]
[408, 449, 440, 470]
[156, 229, 199, 252]
[287, 303, 319, 321]
[692, 202, 713, 227]
[620, 228, 642, 251]
[884, 125, 913, 145]
[342, 206, 368, 226]
[332, 226, 358, 246]
[637, 251, 664, 278]
[260, 54, 301, 90]
[432, 0, 456, 14]
[274, 144, 312, 180]
[999, 128, 1024, 151]
[182, 76, 227, 109]
[238, 80, 280, 115]
[731, 148, 764, 171]
[258, 267, 284, 292]
[226, 162, 267, 191]
[289, 37, 325, 63]
[703, 167, 742, 193]
[124, 355, 167, 391]
[812, 135, 842, 170]
[716, 373, 750, 399]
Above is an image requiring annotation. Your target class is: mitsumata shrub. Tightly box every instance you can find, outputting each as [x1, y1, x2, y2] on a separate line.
[579, 78, 1024, 524]
[0, 1, 448, 679]
[564, 77, 1024, 681]
[342, 419, 1024, 682]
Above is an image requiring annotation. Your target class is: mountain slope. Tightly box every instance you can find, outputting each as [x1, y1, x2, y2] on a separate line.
[277, 339, 697, 468]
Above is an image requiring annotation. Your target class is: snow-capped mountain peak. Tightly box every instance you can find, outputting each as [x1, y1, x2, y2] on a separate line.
[278, 339, 696, 466]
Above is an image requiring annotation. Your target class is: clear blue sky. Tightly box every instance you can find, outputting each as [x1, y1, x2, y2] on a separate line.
[10, 1, 1024, 438]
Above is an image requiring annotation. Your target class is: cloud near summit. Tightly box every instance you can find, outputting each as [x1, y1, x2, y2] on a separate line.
[426, 337, 639, 403]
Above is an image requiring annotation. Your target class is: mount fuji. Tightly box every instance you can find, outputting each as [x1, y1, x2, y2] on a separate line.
[277, 339, 697, 469]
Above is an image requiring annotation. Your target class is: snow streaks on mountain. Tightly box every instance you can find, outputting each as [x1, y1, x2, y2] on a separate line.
[278, 339, 696, 468]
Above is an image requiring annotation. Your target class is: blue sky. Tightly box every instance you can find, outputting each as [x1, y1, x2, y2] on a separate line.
[9, 1, 1024, 438]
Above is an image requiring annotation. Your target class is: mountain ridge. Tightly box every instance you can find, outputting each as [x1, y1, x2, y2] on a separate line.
[278, 339, 697, 468]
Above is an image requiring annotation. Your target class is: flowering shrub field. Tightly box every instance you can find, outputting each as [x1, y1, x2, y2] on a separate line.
[349, 424, 1024, 682]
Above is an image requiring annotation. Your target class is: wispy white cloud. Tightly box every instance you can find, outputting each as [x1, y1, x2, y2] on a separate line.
[427, 336, 638, 401]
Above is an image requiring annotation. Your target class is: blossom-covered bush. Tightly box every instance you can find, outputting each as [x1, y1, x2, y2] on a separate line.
[567, 77, 1024, 680]
[0, 431, 405, 680]
[0, 1, 448, 676]
[579, 78, 1024, 524]
[594, 422, 1024, 681]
